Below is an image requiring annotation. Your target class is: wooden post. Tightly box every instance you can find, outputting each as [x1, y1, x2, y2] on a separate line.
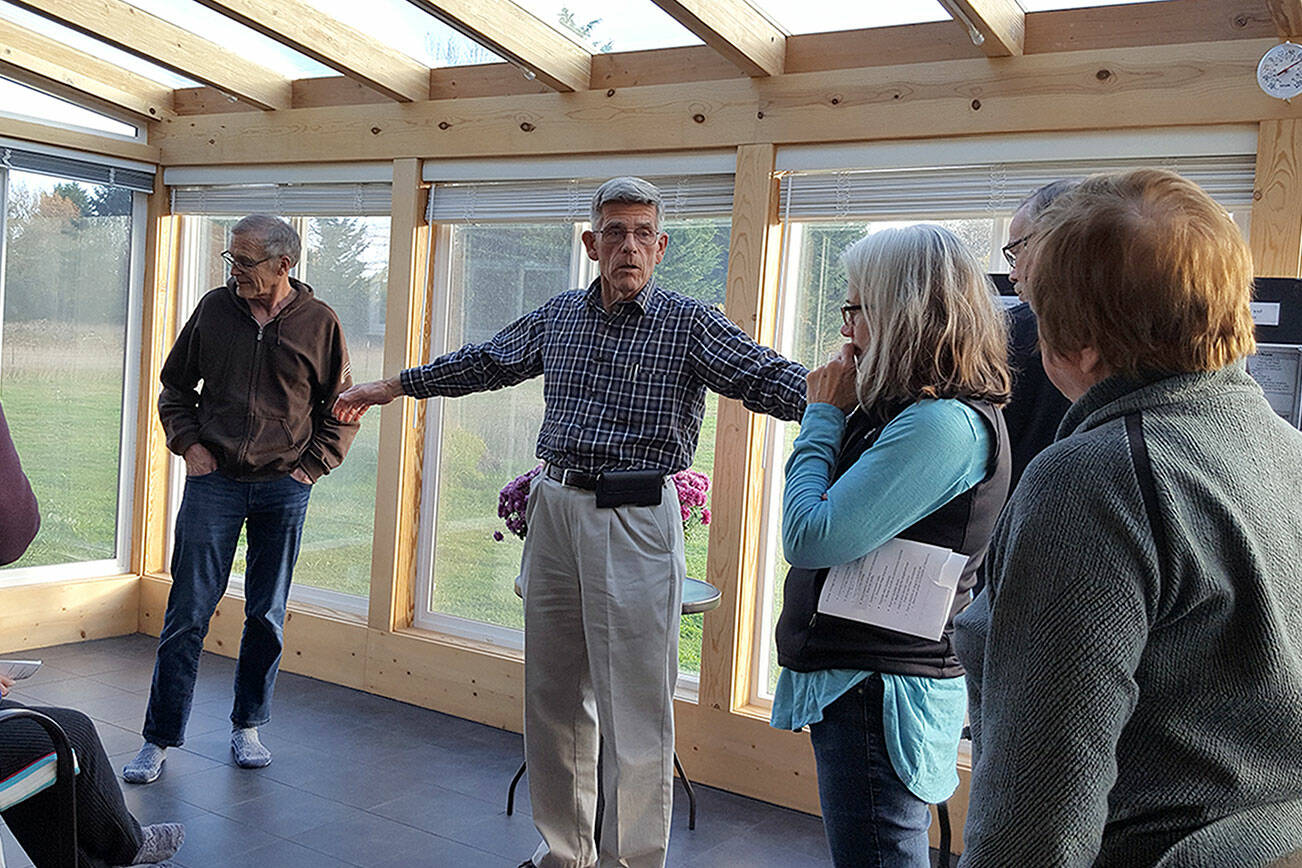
[1252, 119, 1302, 277]
[699, 143, 781, 714]
[130, 169, 178, 580]
[367, 159, 430, 632]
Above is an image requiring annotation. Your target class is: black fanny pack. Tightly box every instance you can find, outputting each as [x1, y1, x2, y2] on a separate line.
[594, 470, 663, 508]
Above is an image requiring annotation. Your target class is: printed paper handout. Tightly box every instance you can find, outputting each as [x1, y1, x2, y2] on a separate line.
[0, 660, 41, 681]
[817, 538, 969, 641]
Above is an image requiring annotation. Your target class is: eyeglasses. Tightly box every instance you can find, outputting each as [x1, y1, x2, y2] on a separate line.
[1001, 233, 1034, 269]
[220, 250, 275, 271]
[593, 226, 661, 246]
[840, 303, 863, 326]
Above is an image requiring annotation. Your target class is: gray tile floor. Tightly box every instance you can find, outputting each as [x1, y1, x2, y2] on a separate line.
[0, 634, 843, 868]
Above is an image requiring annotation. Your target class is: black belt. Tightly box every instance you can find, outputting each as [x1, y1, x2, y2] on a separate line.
[545, 464, 599, 490]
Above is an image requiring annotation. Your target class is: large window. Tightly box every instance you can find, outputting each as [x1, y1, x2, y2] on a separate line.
[415, 174, 732, 678]
[748, 149, 1257, 703]
[170, 204, 390, 610]
[0, 167, 144, 578]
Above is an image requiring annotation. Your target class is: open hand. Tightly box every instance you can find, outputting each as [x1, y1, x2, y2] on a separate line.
[333, 377, 403, 423]
[806, 343, 859, 412]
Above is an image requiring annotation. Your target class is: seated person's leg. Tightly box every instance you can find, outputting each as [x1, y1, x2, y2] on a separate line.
[1, 701, 183, 867]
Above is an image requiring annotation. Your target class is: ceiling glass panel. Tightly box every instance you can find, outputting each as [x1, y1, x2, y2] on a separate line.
[306, 0, 503, 68]
[1020, 0, 1171, 8]
[512, 0, 702, 52]
[123, 0, 335, 79]
[0, 2, 197, 88]
[0, 77, 138, 136]
[750, 0, 950, 35]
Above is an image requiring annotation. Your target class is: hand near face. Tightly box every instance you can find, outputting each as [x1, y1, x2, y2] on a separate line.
[333, 376, 403, 424]
[806, 343, 859, 412]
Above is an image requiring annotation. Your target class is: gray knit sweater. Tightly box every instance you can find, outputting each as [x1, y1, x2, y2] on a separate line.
[954, 363, 1302, 867]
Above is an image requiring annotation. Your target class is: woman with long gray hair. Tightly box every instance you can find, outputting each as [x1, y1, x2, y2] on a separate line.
[772, 224, 1010, 866]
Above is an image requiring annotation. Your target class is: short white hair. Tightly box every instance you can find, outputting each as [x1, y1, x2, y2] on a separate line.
[232, 214, 301, 266]
[590, 176, 663, 228]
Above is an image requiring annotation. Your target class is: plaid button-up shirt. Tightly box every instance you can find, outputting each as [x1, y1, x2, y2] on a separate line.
[401, 279, 807, 473]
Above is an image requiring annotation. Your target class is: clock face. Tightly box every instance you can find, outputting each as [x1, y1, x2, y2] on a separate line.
[1259, 42, 1302, 100]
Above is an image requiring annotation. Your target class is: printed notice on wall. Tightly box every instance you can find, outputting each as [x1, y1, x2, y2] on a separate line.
[817, 538, 970, 641]
[1246, 345, 1302, 427]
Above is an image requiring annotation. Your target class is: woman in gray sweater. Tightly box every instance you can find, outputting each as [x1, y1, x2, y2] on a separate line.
[954, 168, 1302, 866]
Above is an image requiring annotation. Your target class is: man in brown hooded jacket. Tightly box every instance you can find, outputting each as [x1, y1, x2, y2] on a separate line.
[125, 214, 357, 784]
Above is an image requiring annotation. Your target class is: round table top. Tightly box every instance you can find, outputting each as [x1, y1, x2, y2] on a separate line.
[513, 575, 722, 616]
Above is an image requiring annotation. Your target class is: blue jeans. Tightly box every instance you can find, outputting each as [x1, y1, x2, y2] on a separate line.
[808, 674, 932, 868]
[143, 471, 311, 747]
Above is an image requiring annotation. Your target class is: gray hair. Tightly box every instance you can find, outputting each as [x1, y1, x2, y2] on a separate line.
[843, 224, 1010, 407]
[232, 214, 301, 266]
[590, 176, 663, 228]
[1016, 179, 1080, 221]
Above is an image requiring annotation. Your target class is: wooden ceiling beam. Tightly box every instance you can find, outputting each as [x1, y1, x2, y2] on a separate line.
[5, 0, 292, 110]
[403, 0, 591, 92]
[650, 0, 785, 77]
[153, 37, 1302, 166]
[1266, 0, 1302, 37]
[0, 17, 173, 121]
[192, 0, 429, 102]
[937, 0, 1026, 56]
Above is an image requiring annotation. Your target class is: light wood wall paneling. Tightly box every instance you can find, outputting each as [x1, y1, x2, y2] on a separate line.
[1267, 0, 1302, 36]
[1252, 119, 1302, 277]
[5, 0, 292, 111]
[592, 45, 744, 89]
[367, 158, 429, 633]
[193, 0, 430, 102]
[698, 144, 780, 715]
[937, 0, 1026, 57]
[1027, 0, 1274, 53]
[130, 173, 178, 578]
[0, 577, 139, 653]
[404, 0, 591, 93]
[0, 17, 174, 123]
[138, 575, 368, 687]
[0, 117, 159, 164]
[152, 39, 1302, 166]
[650, 0, 786, 77]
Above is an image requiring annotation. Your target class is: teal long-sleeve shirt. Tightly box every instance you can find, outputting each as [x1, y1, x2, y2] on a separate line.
[771, 399, 992, 803]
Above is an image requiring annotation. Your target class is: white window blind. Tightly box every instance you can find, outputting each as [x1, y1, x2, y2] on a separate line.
[0, 143, 154, 192]
[427, 174, 736, 223]
[170, 182, 392, 216]
[778, 155, 1257, 220]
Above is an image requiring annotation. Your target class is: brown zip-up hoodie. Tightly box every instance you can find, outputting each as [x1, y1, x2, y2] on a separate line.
[159, 277, 359, 482]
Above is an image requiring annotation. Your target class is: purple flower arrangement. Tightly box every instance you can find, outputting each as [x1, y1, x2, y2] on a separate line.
[494, 465, 712, 541]
[494, 464, 542, 541]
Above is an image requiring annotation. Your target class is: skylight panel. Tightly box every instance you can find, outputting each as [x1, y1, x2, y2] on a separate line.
[123, 0, 334, 79]
[305, 0, 504, 68]
[0, 1, 197, 88]
[512, 0, 703, 52]
[749, 0, 951, 35]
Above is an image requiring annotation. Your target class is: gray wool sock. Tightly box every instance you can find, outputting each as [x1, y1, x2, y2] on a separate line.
[132, 823, 185, 863]
[231, 726, 272, 768]
[122, 743, 166, 784]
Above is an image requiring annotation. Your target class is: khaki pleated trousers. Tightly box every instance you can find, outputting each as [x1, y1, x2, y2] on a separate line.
[522, 473, 685, 868]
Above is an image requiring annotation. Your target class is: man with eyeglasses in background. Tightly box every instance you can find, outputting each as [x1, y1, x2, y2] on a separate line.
[1000, 180, 1076, 494]
[124, 214, 358, 785]
[334, 176, 807, 868]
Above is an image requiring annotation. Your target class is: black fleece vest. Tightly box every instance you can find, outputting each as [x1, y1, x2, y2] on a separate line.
[775, 399, 1009, 678]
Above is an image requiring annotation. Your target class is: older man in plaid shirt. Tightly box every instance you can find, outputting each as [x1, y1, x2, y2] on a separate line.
[335, 176, 806, 868]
